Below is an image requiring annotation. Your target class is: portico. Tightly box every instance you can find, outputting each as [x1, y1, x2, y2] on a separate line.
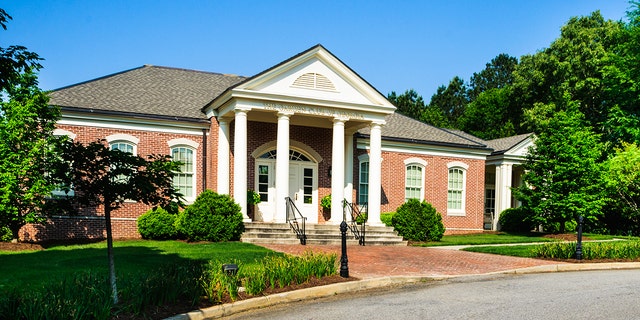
[204, 45, 396, 226]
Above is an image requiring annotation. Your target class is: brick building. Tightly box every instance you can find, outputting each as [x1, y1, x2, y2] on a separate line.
[20, 45, 530, 241]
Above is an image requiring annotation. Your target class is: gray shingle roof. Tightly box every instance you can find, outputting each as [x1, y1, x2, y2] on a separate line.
[358, 113, 489, 149]
[49, 65, 246, 120]
[485, 133, 533, 154]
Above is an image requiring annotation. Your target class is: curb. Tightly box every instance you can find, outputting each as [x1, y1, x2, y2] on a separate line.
[166, 262, 640, 320]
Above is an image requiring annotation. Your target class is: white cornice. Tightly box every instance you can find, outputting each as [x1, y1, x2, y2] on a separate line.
[59, 112, 208, 135]
[357, 137, 490, 160]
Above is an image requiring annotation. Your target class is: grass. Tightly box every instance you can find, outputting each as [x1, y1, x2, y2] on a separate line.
[414, 232, 557, 247]
[463, 244, 539, 257]
[0, 240, 277, 291]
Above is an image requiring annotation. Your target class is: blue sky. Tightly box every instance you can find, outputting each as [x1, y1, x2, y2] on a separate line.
[2, 1, 632, 100]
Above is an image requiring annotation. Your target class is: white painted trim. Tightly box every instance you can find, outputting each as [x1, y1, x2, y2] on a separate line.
[53, 128, 76, 140]
[59, 114, 208, 136]
[168, 138, 199, 149]
[106, 133, 139, 145]
[404, 157, 427, 167]
[447, 161, 469, 170]
[252, 140, 323, 163]
[357, 138, 490, 160]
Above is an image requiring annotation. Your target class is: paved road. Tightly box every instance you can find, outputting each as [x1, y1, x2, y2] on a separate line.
[226, 270, 640, 320]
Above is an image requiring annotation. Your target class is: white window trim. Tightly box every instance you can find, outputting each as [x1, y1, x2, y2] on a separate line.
[107, 134, 139, 156]
[169, 140, 198, 203]
[51, 129, 76, 197]
[358, 154, 370, 205]
[447, 161, 468, 216]
[404, 158, 426, 202]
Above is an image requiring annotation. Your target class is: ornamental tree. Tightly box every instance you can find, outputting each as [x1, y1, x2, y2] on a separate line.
[55, 139, 183, 304]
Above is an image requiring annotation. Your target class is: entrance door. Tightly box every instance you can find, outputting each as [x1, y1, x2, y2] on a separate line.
[289, 163, 317, 223]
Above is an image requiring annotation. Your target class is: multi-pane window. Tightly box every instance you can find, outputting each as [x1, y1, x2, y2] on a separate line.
[448, 167, 466, 214]
[405, 165, 423, 201]
[257, 164, 270, 202]
[303, 168, 313, 204]
[358, 161, 369, 204]
[109, 141, 135, 184]
[172, 147, 194, 199]
[110, 142, 134, 154]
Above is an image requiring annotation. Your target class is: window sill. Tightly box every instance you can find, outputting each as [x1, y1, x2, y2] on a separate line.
[447, 211, 466, 217]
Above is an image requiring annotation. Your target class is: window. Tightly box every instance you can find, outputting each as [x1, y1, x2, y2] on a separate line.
[109, 141, 136, 184]
[257, 164, 270, 202]
[110, 141, 134, 154]
[404, 158, 427, 202]
[51, 129, 76, 197]
[405, 165, 423, 201]
[171, 147, 195, 199]
[447, 161, 468, 215]
[358, 159, 369, 204]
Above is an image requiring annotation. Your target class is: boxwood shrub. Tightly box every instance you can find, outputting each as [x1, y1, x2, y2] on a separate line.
[176, 190, 244, 242]
[498, 207, 536, 233]
[392, 199, 445, 241]
[137, 207, 178, 240]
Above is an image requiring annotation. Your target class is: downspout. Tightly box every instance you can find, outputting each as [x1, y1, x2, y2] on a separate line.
[202, 128, 208, 191]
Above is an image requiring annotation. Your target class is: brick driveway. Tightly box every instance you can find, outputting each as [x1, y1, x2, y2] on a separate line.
[259, 244, 566, 279]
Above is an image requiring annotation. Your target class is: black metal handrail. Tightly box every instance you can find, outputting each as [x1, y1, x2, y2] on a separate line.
[343, 200, 367, 246]
[285, 197, 307, 245]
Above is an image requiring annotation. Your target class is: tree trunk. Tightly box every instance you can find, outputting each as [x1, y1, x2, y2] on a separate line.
[105, 204, 118, 305]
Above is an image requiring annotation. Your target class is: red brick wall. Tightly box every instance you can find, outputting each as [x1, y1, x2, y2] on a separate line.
[20, 123, 206, 242]
[23, 118, 486, 241]
[355, 148, 485, 234]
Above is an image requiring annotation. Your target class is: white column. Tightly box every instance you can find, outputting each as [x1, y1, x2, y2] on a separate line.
[217, 119, 230, 195]
[493, 165, 502, 231]
[344, 132, 354, 220]
[493, 163, 513, 230]
[330, 117, 347, 223]
[233, 108, 250, 221]
[368, 121, 383, 226]
[275, 111, 292, 223]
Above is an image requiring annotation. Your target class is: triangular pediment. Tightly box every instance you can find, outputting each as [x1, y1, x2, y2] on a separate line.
[505, 136, 534, 157]
[207, 45, 395, 118]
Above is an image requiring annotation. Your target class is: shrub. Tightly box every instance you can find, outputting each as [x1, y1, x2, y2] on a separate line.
[380, 212, 395, 227]
[392, 199, 445, 241]
[176, 190, 244, 242]
[320, 194, 331, 210]
[498, 207, 536, 233]
[137, 207, 178, 240]
[1, 225, 12, 242]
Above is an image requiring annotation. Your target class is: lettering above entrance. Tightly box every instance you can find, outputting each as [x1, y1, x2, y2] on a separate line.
[263, 102, 365, 120]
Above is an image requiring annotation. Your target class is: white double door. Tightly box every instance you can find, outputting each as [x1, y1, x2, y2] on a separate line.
[288, 163, 317, 223]
[255, 160, 317, 223]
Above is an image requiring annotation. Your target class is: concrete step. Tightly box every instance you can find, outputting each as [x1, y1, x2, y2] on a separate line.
[241, 222, 407, 246]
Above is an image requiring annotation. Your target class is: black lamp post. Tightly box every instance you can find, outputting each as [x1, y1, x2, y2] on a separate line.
[576, 215, 583, 260]
[340, 221, 349, 278]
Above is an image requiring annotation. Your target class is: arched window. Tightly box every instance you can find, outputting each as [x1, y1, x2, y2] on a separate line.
[404, 158, 427, 202]
[447, 161, 468, 215]
[171, 146, 195, 200]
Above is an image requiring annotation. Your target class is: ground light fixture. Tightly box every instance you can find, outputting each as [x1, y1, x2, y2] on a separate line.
[222, 263, 238, 276]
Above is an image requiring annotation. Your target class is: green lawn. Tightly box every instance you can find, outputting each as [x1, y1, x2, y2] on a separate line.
[0, 240, 278, 291]
[462, 244, 540, 257]
[414, 232, 557, 247]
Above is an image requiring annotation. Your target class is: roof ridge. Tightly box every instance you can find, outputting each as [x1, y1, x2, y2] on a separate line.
[51, 65, 147, 91]
[142, 64, 247, 78]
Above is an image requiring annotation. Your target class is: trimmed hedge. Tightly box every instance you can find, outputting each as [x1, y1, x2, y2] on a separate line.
[176, 190, 244, 242]
[137, 207, 178, 240]
[498, 207, 536, 233]
[392, 199, 445, 241]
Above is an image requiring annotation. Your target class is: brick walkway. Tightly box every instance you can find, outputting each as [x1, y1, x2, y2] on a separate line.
[259, 244, 566, 279]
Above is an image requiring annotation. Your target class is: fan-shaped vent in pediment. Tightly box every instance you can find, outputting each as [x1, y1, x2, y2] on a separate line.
[292, 73, 336, 91]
